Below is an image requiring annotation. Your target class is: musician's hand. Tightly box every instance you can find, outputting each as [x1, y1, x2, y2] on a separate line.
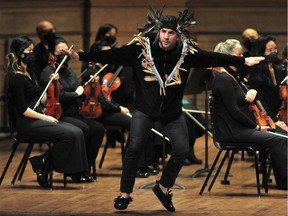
[245, 89, 257, 103]
[120, 106, 130, 114]
[49, 73, 59, 80]
[259, 126, 270, 132]
[61, 49, 80, 60]
[244, 56, 265, 66]
[89, 75, 100, 82]
[75, 86, 84, 96]
[42, 114, 58, 123]
[275, 120, 288, 132]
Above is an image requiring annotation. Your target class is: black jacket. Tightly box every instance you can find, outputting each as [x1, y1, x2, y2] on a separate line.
[79, 40, 245, 123]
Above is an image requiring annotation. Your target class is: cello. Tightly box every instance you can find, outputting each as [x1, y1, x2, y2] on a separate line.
[44, 54, 62, 120]
[80, 63, 102, 119]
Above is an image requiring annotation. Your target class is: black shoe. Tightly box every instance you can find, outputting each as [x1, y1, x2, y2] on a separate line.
[152, 181, 175, 211]
[187, 154, 202, 165]
[136, 167, 150, 178]
[114, 196, 133, 210]
[69, 173, 94, 183]
[29, 153, 50, 188]
[148, 164, 160, 175]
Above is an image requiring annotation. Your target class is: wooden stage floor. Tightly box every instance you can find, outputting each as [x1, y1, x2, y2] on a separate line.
[0, 135, 287, 216]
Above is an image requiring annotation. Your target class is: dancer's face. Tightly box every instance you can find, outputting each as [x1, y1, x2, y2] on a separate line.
[158, 28, 179, 51]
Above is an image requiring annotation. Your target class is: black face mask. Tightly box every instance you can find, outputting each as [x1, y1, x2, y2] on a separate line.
[42, 29, 56, 44]
[265, 52, 280, 64]
[243, 38, 256, 50]
[104, 35, 116, 47]
[56, 54, 70, 66]
[21, 52, 35, 67]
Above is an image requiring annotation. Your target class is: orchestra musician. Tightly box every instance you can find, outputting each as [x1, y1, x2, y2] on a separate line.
[63, 6, 265, 211]
[33, 20, 57, 80]
[248, 35, 288, 131]
[40, 37, 105, 182]
[211, 39, 287, 190]
[5, 36, 91, 188]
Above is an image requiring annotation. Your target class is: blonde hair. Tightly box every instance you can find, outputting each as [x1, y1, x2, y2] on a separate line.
[214, 39, 241, 55]
[212, 39, 242, 74]
[5, 52, 29, 77]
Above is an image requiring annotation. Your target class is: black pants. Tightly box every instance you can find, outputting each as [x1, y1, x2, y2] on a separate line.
[17, 117, 88, 174]
[61, 115, 105, 167]
[120, 109, 189, 193]
[230, 128, 287, 189]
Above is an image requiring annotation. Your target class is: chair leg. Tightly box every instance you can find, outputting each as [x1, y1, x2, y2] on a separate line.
[208, 150, 230, 192]
[199, 150, 223, 195]
[99, 141, 109, 169]
[12, 143, 34, 185]
[221, 150, 235, 185]
[261, 149, 268, 193]
[92, 164, 97, 180]
[252, 148, 261, 196]
[18, 143, 34, 182]
[0, 141, 19, 185]
[63, 174, 67, 187]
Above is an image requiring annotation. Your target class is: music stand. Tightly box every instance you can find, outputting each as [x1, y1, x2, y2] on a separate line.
[183, 68, 213, 178]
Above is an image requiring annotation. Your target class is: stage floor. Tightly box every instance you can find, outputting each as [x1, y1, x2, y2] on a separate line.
[0, 135, 287, 216]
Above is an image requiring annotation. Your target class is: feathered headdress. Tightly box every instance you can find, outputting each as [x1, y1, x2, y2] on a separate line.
[139, 5, 196, 41]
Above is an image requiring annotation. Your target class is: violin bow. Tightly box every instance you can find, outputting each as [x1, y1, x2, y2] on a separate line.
[83, 32, 142, 87]
[126, 113, 170, 141]
[33, 45, 74, 111]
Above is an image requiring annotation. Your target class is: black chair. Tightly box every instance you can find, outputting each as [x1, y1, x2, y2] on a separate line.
[199, 95, 268, 196]
[0, 99, 67, 188]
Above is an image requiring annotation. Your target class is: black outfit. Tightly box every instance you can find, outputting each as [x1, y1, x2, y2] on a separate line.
[40, 65, 105, 168]
[212, 71, 287, 189]
[249, 62, 286, 122]
[9, 72, 89, 174]
[33, 42, 50, 80]
[78, 38, 246, 193]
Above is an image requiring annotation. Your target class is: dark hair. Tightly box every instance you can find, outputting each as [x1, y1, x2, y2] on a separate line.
[90, 40, 110, 54]
[95, 23, 118, 42]
[258, 35, 276, 55]
[10, 36, 33, 58]
[48, 36, 68, 54]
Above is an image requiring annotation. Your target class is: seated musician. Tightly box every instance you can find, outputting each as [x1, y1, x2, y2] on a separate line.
[211, 39, 287, 190]
[248, 35, 288, 131]
[40, 37, 104, 182]
[6, 36, 91, 187]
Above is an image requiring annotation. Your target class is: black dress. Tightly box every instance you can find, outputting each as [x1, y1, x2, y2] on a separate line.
[9, 72, 89, 174]
[212, 71, 287, 189]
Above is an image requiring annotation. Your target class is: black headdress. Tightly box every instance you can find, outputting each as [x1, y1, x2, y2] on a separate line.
[139, 5, 196, 41]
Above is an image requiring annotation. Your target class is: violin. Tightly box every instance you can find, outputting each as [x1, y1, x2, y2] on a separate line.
[80, 64, 102, 119]
[44, 54, 62, 120]
[101, 66, 122, 101]
[278, 84, 287, 123]
[249, 100, 276, 130]
[223, 67, 276, 130]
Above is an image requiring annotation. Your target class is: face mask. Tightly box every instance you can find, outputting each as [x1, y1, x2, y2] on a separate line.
[21, 52, 35, 66]
[104, 35, 116, 46]
[56, 54, 70, 66]
[42, 29, 56, 44]
[265, 52, 279, 63]
[243, 38, 256, 50]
